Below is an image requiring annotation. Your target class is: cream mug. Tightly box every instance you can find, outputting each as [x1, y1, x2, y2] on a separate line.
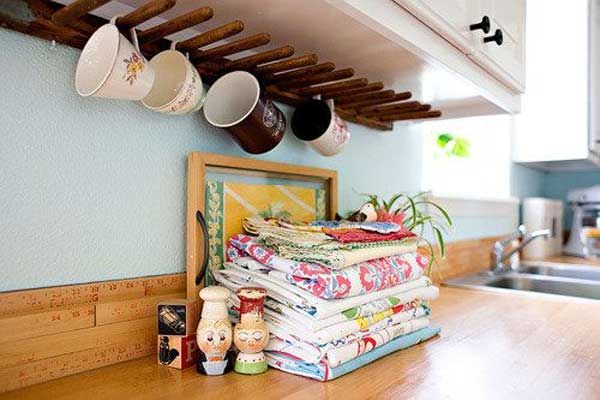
[291, 98, 350, 156]
[75, 16, 155, 100]
[141, 42, 205, 115]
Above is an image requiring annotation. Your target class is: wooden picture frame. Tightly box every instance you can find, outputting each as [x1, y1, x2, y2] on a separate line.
[185, 152, 338, 300]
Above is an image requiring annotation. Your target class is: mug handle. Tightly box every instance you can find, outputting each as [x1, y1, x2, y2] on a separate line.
[108, 15, 142, 54]
[312, 94, 336, 111]
[109, 15, 122, 25]
[129, 27, 141, 54]
[170, 41, 190, 59]
[195, 210, 210, 285]
[325, 98, 335, 111]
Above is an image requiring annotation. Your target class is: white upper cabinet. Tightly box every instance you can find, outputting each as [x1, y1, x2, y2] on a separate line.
[396, 0, 526, 92]
[470, 0, 526, 92]
[396, 0, 479, 54]
[512, 0, 598, 170]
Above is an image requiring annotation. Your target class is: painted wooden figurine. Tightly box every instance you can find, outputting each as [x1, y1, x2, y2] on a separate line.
[196, 286, 236, 376]
[234, 287, 269, 375]
[335, 202, 378, 222]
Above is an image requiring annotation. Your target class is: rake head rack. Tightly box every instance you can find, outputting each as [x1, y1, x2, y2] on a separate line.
[0, 0, 442, 131]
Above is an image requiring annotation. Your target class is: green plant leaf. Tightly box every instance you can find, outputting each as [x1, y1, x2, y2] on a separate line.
[411, 191, 431, 201]
[420, 237, 436, 276]
[406, 196, 417, 228]
[433, 226, 445, 258]
[413, 201, 453, 226]
[451, 137, 470, 157]
[436, 133, 453, 149]
[385, 193, 405, 212]
[368, 194, 380, 209]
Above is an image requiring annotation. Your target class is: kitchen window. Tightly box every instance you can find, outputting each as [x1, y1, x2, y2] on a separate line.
[421, 114, 513, 200]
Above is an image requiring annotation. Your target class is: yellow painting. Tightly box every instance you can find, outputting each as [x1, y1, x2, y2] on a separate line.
[204, 179, 326, 282]
[224, 182, 319, 242]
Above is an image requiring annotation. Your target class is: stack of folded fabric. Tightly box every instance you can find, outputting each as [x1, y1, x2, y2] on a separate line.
[212, 217, 440, 381]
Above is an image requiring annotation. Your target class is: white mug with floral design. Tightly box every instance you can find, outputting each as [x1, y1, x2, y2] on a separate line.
[291, 98, 350, 156]
[141, 41, 205, 115]
[75, 16, 155, 100]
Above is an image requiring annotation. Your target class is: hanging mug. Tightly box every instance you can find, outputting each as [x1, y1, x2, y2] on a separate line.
[291, 98, 350, 156]
[75, 16, 155, 100]
[141, 41, 205, 115]
[203, 71, 286, 154]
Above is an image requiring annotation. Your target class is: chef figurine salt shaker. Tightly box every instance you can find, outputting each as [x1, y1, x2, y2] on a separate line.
[196, 286, 236, 376]
[233, 287, 269, 375]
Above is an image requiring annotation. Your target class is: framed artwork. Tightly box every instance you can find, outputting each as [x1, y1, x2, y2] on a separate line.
[186, 153, 337, 299]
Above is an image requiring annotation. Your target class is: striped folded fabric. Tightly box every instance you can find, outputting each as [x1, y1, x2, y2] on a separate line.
[265, 326, 441, 381]
[228, 234, 427, 299]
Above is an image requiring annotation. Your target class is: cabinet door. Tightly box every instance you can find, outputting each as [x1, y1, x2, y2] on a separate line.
[469, 0, 526, 92]
[394, 0, 479, 54]
[512, 0, 589, 163]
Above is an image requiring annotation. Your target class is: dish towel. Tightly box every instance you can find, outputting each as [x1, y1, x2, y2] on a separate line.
[265, 304, 429, 349]
[322, 227, 415, 243]
[212, 266, 438, 320]
[266, 326, 441, 381]
[265, 314, 431, 365]
[260, 231, 419, 270]
[228, 235, 428, 299]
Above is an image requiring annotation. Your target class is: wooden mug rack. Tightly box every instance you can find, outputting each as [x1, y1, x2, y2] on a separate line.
[0, 0, 442, 131]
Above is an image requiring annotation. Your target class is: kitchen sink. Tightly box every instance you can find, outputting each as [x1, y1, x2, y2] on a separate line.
[444, 264, 600, 301]
[518, 261, 600, 281]
[486, 275, 600, 300]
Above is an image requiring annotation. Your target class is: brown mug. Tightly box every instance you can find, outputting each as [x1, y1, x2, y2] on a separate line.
[203, 71, 286, 154]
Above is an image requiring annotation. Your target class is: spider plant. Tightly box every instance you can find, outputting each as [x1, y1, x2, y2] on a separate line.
[363, 191, 452, 275]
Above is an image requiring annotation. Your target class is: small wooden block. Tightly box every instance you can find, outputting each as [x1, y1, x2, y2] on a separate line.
[157, 334, 199, 370]
[157, 299, 200, 336]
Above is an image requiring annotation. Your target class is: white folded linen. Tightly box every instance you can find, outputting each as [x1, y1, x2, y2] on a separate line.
[266, 316, 431, 367]
[212, 264, 438, 320]
[266, 303, 429, 352]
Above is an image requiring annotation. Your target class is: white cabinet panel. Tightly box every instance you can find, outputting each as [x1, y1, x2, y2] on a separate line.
[394, 0, 478, 53]
[469, 0, 526, 92]
[397, 0, 525, 92]
[512, 0, 589, 164]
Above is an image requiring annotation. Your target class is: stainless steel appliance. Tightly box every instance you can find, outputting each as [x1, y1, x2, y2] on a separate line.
[564, 185, 600, 257]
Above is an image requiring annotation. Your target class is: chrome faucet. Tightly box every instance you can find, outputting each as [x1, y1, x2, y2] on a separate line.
[492, 224, 553, 273]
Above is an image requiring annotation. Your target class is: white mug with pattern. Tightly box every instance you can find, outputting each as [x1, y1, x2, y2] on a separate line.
[291, 98, 350, 157]
[75, 16, 155, 100]
[141, 41, 205, 115]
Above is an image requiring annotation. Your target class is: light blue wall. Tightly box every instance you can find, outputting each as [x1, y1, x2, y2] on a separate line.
[448, 216, 519, 242]
[510, 166, 600, 231]
[0, 29, 424, 291]
[510, 164, 546, 200]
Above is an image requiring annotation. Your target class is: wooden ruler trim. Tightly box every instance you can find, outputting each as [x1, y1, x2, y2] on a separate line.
[0, 305, 95, 344]
[0, 332, 155, 393]
[0, 273, 185, 317]
[95, 293, 185, 326]
[0, 317, 155, 369]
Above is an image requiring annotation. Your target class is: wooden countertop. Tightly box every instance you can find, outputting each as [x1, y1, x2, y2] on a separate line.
[5, 286, 600, 399]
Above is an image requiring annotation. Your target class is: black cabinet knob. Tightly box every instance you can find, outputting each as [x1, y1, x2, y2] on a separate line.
[469, 16, 490, 33]
[483, 29, 503, 46]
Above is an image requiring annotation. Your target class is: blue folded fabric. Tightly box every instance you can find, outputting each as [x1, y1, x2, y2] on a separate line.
[266, 326, 441, 381]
